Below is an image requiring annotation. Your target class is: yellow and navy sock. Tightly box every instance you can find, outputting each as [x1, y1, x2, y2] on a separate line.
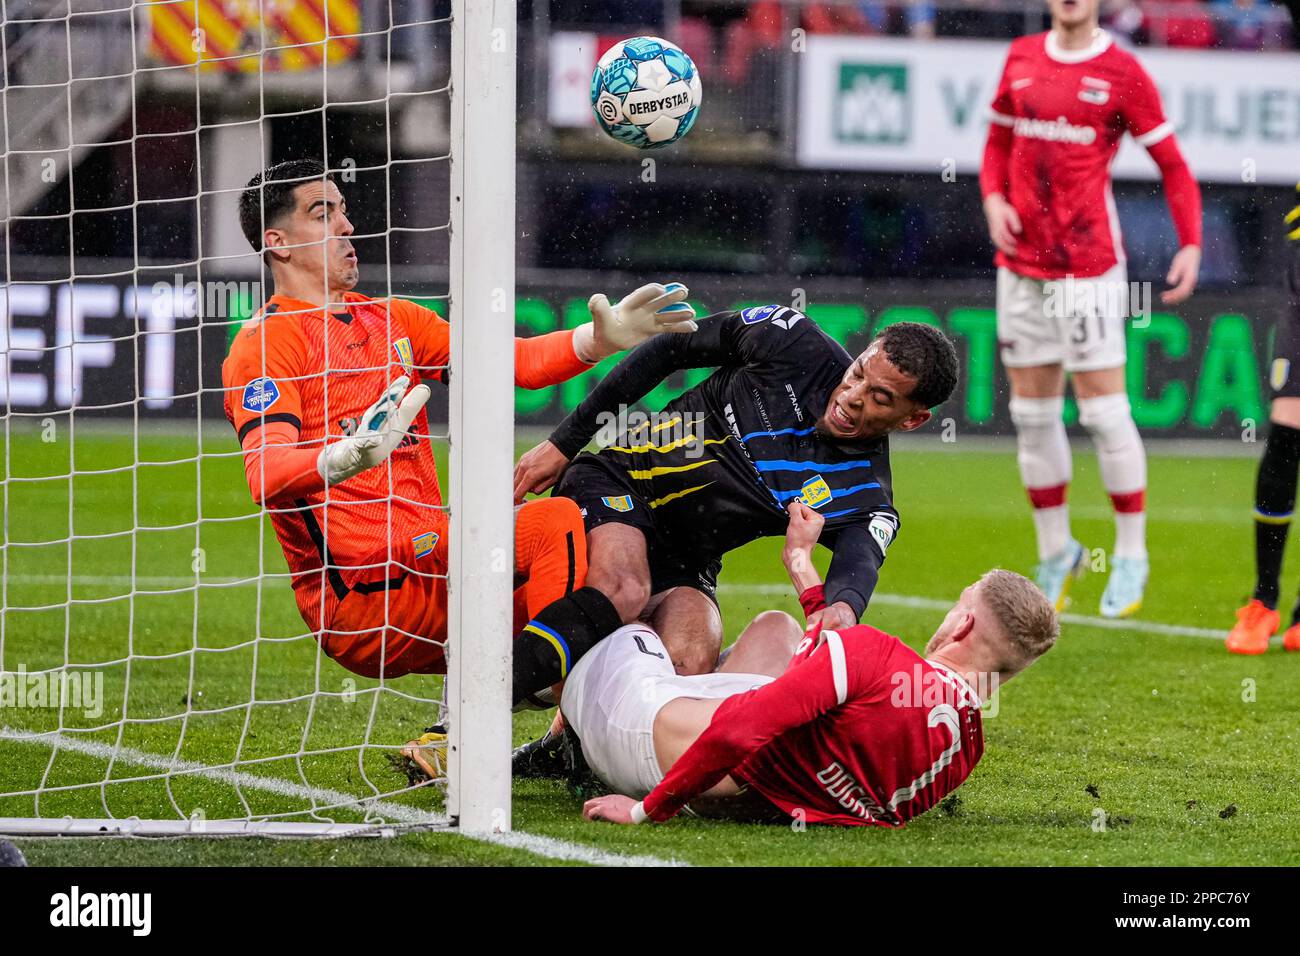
[1253, 423, 1300, 609]
[512, 587, 622, 707]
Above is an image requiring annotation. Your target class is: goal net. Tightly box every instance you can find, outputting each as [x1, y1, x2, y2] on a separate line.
[0, 0, 513, 836]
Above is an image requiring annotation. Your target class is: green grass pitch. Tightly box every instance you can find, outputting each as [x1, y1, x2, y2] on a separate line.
[4, 424, 1300, 866]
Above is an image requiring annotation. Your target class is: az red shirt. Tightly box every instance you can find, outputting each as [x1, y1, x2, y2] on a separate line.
[985, 30, 1173, 279]
[642, 623, 985, 827]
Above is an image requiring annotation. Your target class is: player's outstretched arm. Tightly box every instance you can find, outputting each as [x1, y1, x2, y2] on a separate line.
[317, 375, 430, 486]
[783, 501, 825, 598]
[571, 281, 698, 361]
[515, 282, 696, 389]
[514, 303, 792, 499]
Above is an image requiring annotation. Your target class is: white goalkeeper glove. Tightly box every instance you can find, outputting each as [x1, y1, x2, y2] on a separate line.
[317, 375, 431, 486]
[572, 281, 698, 362]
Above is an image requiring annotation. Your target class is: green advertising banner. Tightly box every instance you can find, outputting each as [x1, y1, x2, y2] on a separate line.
[409, 285, 1279, 440]
[8, 271, 1273, 440]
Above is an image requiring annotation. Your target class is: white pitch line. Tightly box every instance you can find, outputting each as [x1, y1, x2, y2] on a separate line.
[0, 728, 681, 867]
[719, 584, 1232, 641]
[7, 575, 248, 587]
[5, 576, 1234, 641]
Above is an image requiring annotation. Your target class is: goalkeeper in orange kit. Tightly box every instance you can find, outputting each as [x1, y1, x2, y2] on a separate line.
[222, 159, 696, 716]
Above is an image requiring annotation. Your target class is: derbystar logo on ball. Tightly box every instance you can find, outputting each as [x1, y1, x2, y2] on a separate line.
[590, 35, 702, 150]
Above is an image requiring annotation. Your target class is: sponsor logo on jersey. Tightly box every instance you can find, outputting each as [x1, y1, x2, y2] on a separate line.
[868, 513, 897, 554]
[1080, 77, 1111, 105]
[1012, 114, 1097, 145]
[601, 495, 634, 513]
[801, 475, 833, 509]
[393, 337, 414, 374]
[786, 383, 805, 422]
[1273, 358, 1291, 392]
[751, 387, 775, 434]
[241, 377, 280, 413]
[740, 304, 804, 331]
[772, 309, 803, 330]
[412, 531, 439, 558]
[724, 403, 755, 464]
[740, 304, 778, 324]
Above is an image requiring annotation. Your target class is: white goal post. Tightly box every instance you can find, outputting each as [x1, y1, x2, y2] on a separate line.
[0, 0, 514, 837]
[445, 0, 515, 833]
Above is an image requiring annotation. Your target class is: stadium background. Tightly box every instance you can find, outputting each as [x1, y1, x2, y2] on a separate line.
[4, 0, 1296, 442]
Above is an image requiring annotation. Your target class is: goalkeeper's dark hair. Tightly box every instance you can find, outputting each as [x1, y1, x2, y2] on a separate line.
[872, 321, 959, 409]
[239, 159, 332, 252]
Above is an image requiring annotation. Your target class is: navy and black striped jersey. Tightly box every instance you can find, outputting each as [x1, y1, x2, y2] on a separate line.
[550, 306, 900, 616]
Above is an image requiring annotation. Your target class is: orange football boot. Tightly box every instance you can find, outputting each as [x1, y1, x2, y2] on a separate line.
[1283, 622, 1300, 653]
[1226, 600, 1279, 655]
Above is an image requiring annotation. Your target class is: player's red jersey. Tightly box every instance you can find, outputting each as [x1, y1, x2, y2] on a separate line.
[222, 292, 590, 635]
[641, 624, 985, 827]
[983, 30, 1176, 279]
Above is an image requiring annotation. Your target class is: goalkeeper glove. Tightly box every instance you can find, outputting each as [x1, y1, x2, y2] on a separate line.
[317, 375, 431, 486]
[573, 281, 698, 362]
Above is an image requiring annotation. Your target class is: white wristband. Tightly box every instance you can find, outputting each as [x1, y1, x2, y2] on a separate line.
[570, 322, 600, 364]
[629, 800, 648, 824]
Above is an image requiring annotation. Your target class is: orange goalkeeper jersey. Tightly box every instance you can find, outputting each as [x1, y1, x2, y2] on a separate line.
[222, 291, 590, 633]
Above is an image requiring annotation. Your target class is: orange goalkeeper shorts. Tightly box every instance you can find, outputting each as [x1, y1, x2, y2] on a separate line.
[320, 496, 588, 679]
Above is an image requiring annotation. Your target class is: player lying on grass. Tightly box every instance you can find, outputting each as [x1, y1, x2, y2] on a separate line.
[571, 501, 1058, 827]
[510, 312, 958, 770]
[222, 159, 695, 708]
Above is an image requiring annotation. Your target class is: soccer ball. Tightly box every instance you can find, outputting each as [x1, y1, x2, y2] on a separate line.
[590, 36, 702, 149]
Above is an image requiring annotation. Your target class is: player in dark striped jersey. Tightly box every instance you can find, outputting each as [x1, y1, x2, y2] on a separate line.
[1227, 182, 1300, 654]
[508, 311, 957, 767]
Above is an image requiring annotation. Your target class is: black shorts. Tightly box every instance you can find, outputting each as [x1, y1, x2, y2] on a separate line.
[1270, 244, 1300, 399]
[553, 452, 722, 603]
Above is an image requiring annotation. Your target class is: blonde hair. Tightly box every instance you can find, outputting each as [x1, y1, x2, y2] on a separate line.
[977, 569, 1059, 673]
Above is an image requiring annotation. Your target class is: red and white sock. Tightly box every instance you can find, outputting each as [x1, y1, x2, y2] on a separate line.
[1077, 393, 1147, 560]
[1009, 395, 1073, 560]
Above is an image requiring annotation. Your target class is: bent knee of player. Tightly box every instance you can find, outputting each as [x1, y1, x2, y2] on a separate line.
[750, 609, 802, 647]
[596, 572, 651, 623]
[672, 640, 720, 677]
[1076, 393, 1139, 450]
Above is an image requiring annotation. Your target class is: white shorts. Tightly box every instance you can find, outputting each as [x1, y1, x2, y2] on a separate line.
[561, 624, 773, 799]
[996, 263, 1129, 372]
